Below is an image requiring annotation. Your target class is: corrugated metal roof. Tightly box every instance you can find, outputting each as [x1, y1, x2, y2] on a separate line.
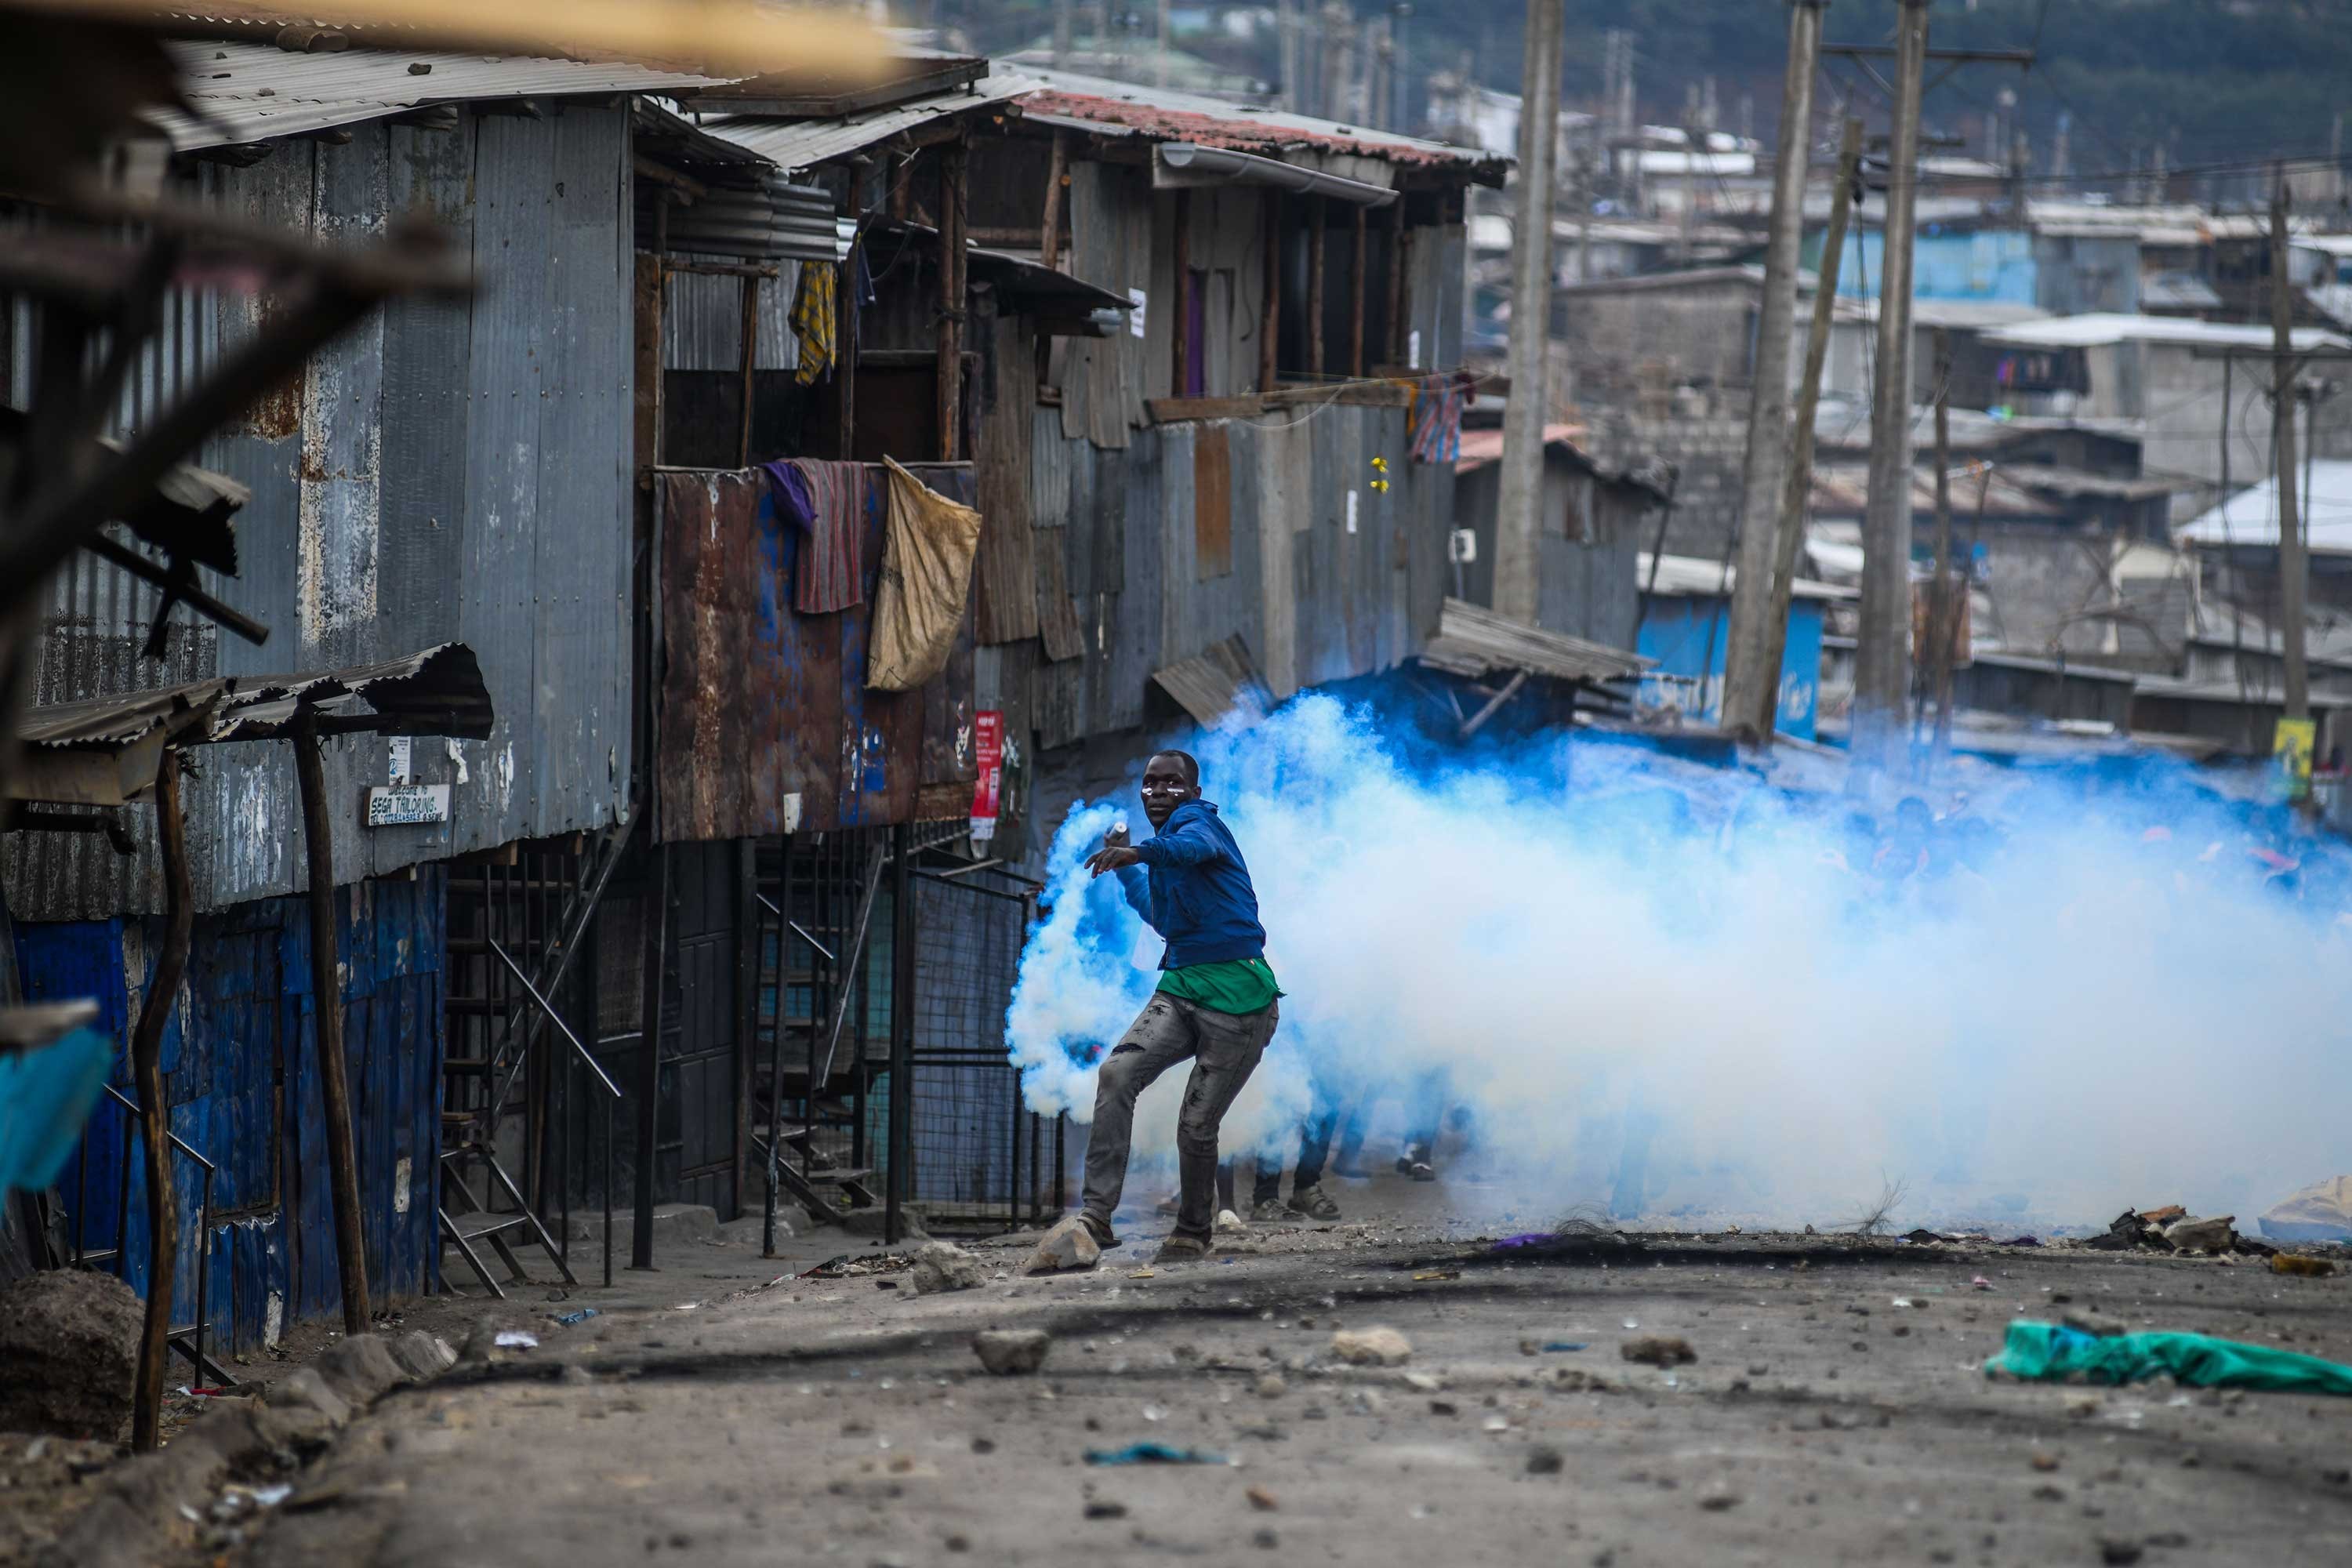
[1637, 553, 1849, 603]
[1013, 67, 1502, 172]
[147, 39, 728, 149]
[1417, 597, 1646, 685]
[702, 64, 1040, 172]
[2180, 461, 2352, 556]
[1984, 313, 2350, 350]
[1151, 634, 1267, 727]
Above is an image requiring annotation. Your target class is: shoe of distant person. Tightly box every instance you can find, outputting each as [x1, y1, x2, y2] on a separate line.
[1154, 1193, 1179, 1217]
[1287, 1185, 1341, 1221]
[1155, 1233, 1210, 1265]
[1402, 1144, 1436, 1182]
[1247, 1196, 1290, 1224]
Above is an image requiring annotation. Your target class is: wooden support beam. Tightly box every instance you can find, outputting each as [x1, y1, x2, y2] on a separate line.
[1349, 205, 1367, 378]
[837, 174, 862, 461]
[632, 844, 670, 1271]
[737, 271, 758, 469]
[937, 138, 967, 462]
[632, 155, 707, 201]
[293, 713, 370, 1335]
[1306, 194, 1325, 378]
[1172, 190, 1192, 395]
[1387, 196, 1409, 368]
[1258, 190, 1281, 394]
[127, 748, 191, 1453]
[1036, 132, 1070, 390]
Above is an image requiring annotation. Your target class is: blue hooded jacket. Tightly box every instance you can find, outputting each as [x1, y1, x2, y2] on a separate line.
[1112, 799, 1268, 969]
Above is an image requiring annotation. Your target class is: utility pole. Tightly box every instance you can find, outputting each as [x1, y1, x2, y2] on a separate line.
[1494, 0, 1564, 626]
[1053, 0, 1071, 69]
[2272, 168, 2310, 725]
[1926, 327, 1959, 757]
[1721, 0, 1826, 740]
[1391, 4, 1413, 133]
[1755, 116, 1863, 739]
[1853, 0, 1929, 774]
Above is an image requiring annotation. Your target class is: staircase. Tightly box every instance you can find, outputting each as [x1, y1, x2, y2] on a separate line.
[437, 817, 635, 1297]
[746, 831, 890, 1225]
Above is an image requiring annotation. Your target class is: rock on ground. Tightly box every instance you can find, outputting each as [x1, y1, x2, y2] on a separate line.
[971, 1329, 1051, 1375]
[909, 1240, 986, 1295]
[1328, 1327, 1412, 1367]
[0, 1269, 140, 1440]
[1023, 1217, 1100, 1275]
[1621, 1335, 1697, 1367]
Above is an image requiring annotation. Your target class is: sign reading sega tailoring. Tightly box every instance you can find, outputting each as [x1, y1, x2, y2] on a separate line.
[365, 784, 452, 828]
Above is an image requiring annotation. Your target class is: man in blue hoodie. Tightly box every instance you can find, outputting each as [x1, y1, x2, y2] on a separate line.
[1078, 749, 1280, 1264]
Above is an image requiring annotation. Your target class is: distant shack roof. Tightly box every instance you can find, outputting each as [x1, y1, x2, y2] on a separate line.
[2179, 461, 2352, 556]
[1014, 68, 1504, 180]
[145, 39, 731, 150]
[1637, 553, 1849, 603]
[1418, 597, 1646, 686]
[1453, 423, 1672, 505]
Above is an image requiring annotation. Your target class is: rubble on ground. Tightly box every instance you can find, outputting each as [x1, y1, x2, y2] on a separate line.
[2082, 1207, 2268, 1257]
[972, 1328, 1051, 1375]
[1328, 1327, 1412, 1366]
[2259, 1177, 2352, 1243]
[1621, 1336, 1697, 1368]
[908, 1241, 985, 1295]
[0, 1269, 140, 1441]
[1023, 1216, 1101, 1275]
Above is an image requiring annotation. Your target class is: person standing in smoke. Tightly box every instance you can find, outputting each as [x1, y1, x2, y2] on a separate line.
[1073, 750, 1282, 1264]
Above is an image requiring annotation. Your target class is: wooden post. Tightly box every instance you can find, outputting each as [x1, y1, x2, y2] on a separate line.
[1755, 117, 1862, 740]
[1172, 190, 1192, 394]
[837, 167, 862, 461]
[884, 823, 913, 1244]
[1349, 205, 1367, 377]
[737, 271, 758, 469]
[1258, 190, 1282, 392]
[293, 713, 370, 1334]
[1386, 194, 1408, 366]
[1927, 327, 1958, 756]
[1036, 132, 1071, 390]
[1306, 194, 1326, 378]
[630, 842, 670, 1270]
[937, 139, 968, 463]
[2272, 169, 2310, 725]
[128, 747, 191, 1453]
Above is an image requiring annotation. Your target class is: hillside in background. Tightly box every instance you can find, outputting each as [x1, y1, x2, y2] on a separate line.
[955, 2, 2352, 202]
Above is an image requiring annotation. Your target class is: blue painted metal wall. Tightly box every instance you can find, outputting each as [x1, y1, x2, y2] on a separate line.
[1635, 594, 1826, 741]
[1815, 227, 2038, 305]
[18, 871, 445, 1352]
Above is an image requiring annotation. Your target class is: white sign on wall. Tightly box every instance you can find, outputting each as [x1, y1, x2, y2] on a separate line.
[1128, 288, 1147, 338]
[365, 783, 451, 828]
[387, 735, 412, 784]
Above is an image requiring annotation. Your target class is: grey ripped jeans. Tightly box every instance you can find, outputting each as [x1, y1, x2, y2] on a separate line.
[1082, 993, 1279, 1243]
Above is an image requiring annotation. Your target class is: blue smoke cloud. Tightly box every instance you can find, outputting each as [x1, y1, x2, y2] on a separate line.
[1008, 692, 2352, 1231]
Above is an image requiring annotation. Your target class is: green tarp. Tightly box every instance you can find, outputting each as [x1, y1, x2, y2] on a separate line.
[1987, 1320, 2352, 1396]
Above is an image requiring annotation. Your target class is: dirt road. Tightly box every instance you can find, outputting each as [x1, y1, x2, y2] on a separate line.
[230, 1174, 2352, 1567]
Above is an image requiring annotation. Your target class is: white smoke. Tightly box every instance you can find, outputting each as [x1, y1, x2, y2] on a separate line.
[1007, 692, 2352, 1231]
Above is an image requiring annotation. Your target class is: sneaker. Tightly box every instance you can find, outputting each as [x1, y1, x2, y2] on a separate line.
[1077, 1214, 1121, 1249]
[1407, 1159, 1436, 1183]
[1154, 1233, 1210, 1265]
[1247, 1197, 1290, 1224]
[1153, 1194, 1180, 1218]
[1287, 1185, 1342, 1221]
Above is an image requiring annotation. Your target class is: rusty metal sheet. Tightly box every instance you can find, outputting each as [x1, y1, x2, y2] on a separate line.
[1193, 422, 1233, 579]
[971, 307, 1040, 644]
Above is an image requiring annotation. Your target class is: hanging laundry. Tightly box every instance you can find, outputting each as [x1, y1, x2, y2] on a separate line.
[758, 458, 866, 614]
[866, 458, 982, 691]
[791, 261, 839, 385]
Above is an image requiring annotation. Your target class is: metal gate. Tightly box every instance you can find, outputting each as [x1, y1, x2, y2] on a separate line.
[895, 864, 1062, 1231]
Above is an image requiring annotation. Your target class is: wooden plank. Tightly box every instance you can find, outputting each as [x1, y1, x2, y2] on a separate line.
[1149, 395, 1264, 423]
[971, 303, 1040, 644]
[1194, 423, 1233, 581]
[1262, 382, 1414, 409]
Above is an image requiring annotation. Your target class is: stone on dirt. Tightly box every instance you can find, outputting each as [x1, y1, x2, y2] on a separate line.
[390, 1330, 458, 1381]
[1328, 1327, 1412, 1367]
[972, 1328, 1052, 1375]
[1526, 1446, 1566, 1475]
[1620, 1336, 1697, 1368]
[0, 1268, 140, 1441]
[2163, 1215, 2238, 1253]
[317, 1334, 408, 1404]
[909, 1240, 987, 1295]
[1022, 1216, 1101, 1275]
[263, 1368, 352, 1428]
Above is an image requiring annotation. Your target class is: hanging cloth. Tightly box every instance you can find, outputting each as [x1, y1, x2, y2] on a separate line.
[758, 458, 866, 614]
[866, 459, 982, 691]
[791, 261, 839, 385]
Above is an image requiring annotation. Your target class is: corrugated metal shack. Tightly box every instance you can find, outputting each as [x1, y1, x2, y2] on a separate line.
[4, 42, 722, 1347]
